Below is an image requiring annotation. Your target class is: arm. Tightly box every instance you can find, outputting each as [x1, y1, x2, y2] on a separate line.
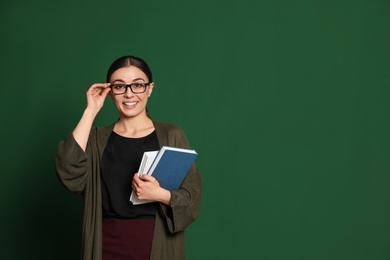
[55, 134, 89, 194]
[55, 83, 111, 193]
[157, 125, 202, 233]
[160, 163, 202, 233]
[73, 83, 111, 151]
[131, 157, 201, 233]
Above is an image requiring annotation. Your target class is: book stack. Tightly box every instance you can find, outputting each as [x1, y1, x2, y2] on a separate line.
[130, 146, 198, 205]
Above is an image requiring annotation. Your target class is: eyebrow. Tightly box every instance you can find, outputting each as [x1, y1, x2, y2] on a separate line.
[112, 78, 146, 83]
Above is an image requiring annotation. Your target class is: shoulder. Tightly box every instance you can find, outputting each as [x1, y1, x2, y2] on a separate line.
[153, 120, 190, 148]
[90, 124, 114, 137]
[153, 120, 184, 134]
[88, 123, 115, 149]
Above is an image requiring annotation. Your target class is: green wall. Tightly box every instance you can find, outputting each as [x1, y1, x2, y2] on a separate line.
[1, 1, 390, 259]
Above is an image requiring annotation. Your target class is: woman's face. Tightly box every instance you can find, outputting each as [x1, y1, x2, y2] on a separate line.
[109, 66, 154, 119]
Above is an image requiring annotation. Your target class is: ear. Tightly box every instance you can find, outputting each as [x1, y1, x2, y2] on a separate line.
[147, 82, 154, 97]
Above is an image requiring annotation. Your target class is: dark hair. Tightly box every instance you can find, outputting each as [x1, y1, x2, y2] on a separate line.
[106, 55, 153, 83]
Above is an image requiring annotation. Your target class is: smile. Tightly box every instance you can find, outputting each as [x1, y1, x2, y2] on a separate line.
[124, 101, 138, 107]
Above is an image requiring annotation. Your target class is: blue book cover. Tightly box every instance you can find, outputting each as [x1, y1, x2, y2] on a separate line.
[147, 146, 198, 190]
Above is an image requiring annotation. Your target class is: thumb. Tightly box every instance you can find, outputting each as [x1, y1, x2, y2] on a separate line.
[101, 85, 111, 96]
[139, 174, 154, 181]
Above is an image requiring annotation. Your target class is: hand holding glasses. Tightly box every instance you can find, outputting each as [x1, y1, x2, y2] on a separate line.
[110, 82, 151, 95]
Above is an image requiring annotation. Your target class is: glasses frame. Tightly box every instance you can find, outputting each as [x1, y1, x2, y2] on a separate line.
[110, 82, 151, 95]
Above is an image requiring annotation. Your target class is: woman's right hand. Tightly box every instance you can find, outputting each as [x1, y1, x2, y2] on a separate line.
[72, 83, 111, 151]
[86, 83, 111, 111]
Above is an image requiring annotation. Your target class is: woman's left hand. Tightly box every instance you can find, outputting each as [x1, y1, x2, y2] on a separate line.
[132, 174, 172, 205]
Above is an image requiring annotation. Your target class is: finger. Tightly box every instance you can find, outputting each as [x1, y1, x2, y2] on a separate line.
[101, 86, 111, 96]
[89, 83, 110, 91]
[139, 174, 147, 182]
[131, 182, 137, 192]
[132, 178, 139, 187]
[87, 85, 106, 95]
[140, 174, 155, 182]
[89, 83, 107, 89]
[132, 174, 144, 186]
[133, 173, 141, 181]
[132, 180, 141, 192]
[140, 175, 160, 187]
[91, 82, 110, 87]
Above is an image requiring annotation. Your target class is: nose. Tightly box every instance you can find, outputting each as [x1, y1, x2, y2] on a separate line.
[124, 86, 134, 98]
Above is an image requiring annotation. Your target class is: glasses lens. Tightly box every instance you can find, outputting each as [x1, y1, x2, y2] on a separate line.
[111, 84, 126, 94]
[131, 83, 147, 93]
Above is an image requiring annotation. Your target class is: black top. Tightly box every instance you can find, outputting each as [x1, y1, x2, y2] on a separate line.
[101, 130, 160, 219]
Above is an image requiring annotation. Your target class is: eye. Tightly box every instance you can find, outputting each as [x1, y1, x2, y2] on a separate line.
[113, 84, 125, 90]
[133, 83, 145, 88]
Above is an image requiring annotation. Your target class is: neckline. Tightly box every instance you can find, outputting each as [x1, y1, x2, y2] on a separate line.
[112, 130, 156, 140]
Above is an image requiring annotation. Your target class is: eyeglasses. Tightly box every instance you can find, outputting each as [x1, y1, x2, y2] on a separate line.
[110, 82, 151, 95]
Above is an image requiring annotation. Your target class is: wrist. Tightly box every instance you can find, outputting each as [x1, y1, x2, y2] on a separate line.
[156, 188, 171, 206]
[84, 106, 100, 117]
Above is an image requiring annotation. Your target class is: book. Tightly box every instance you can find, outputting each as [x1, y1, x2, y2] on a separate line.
[138, 151, 159, 176]
[148, 146, 198, 190]
[130, 151, 158, 205]
[129, 146, 198, 205]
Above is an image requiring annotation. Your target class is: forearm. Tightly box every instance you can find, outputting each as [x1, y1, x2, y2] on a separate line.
[156, 188, 172, 206]
[72, 107, 99, 151]
[158, 165, 202, 233]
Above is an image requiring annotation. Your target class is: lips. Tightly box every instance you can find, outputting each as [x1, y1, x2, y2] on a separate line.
[123, 101, 138, 108]
[123, 101, 138, 107]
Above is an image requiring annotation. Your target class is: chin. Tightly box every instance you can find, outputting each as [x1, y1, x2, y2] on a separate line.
[120, 109, 146, 118]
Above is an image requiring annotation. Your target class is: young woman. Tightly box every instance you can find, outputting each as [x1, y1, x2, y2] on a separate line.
[55, 55, 202, 260]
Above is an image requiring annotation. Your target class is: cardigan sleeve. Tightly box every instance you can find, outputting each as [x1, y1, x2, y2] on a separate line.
[157, 125, 202, 233]
[55, 133, 90, 195]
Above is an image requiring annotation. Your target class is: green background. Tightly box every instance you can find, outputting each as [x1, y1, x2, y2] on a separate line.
[1, 0, 389, 259]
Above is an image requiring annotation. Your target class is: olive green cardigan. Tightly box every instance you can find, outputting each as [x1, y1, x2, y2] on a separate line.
[55, 121, 202, 260]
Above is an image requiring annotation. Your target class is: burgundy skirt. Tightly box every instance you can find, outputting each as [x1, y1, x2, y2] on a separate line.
[102, 218, 155, 260]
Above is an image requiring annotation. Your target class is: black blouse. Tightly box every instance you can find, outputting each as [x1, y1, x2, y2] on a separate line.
[100, 131, 160, 219]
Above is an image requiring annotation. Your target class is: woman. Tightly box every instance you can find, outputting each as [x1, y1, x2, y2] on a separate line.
[55, 55, 202, 260]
